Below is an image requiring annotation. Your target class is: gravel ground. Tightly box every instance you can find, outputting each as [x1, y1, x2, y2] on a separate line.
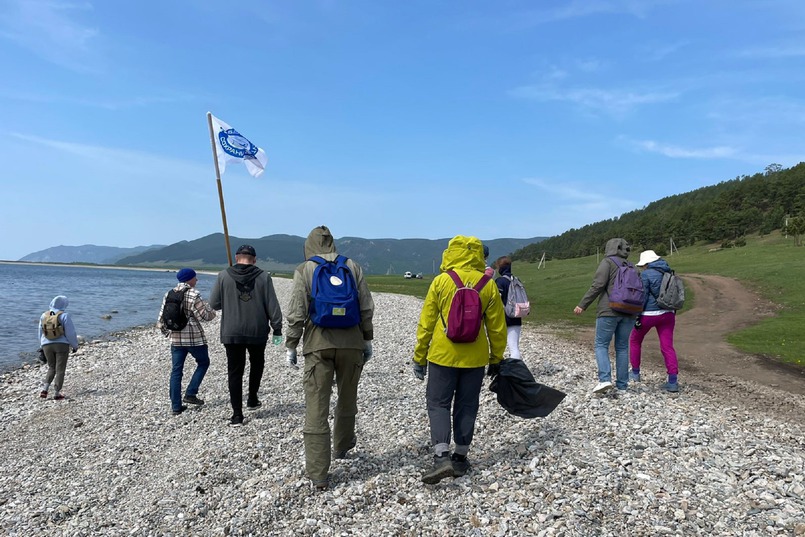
[1, 278, 803, 536]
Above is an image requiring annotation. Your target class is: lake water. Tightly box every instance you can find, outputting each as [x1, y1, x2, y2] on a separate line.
[0, 263, 216, 373]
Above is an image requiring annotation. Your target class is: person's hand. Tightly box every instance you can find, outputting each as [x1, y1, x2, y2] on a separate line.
[286, 348, 298, 369]
[573, 306, 584, 316]
[634, 317, 642, 329]
[413, 362, 427, 380]
[71, 347, 78, 354]
[272, 335, 283, 346]
[362, 341, 373, 364]
[486, 362, 501, 377]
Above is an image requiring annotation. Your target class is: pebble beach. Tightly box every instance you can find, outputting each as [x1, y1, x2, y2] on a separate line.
[1, 279, 803, 536]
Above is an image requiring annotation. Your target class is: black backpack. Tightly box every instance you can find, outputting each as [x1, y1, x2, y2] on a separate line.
[161, 289, 189, 331]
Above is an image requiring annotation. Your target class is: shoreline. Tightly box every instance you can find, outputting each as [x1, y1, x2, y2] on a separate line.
[1, 282, 803, 535]
[0, 260, 220, 276]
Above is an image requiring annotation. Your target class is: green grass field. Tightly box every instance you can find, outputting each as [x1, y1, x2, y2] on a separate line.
[365, 232, 804, 367]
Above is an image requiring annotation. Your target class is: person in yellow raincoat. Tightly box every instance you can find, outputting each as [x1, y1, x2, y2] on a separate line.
[413, 235, 507, 484]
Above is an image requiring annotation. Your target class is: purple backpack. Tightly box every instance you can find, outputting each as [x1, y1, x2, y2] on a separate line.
[441, 271, 491, 343]
[607, 256, 644, 315]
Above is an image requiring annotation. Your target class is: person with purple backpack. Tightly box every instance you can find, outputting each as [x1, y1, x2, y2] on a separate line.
[573, 238, 640, 394]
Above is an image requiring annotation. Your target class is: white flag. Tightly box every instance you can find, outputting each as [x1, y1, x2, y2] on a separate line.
[209, 113, 268, 178]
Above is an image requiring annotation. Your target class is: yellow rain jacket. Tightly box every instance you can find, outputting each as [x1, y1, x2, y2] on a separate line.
[413, 235, 507, 368]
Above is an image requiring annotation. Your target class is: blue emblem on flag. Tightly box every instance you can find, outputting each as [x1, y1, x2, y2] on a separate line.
[218, 128, 259, 160]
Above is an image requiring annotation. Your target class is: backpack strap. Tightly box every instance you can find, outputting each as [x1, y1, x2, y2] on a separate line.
[446, 270, 464, 288]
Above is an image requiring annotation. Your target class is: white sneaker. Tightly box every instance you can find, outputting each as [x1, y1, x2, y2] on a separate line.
[593, 381, 613, 394]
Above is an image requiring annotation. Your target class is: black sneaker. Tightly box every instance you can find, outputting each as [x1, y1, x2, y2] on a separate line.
[172, 405, 188, 416]
[451, 453, 471, 476]
[183, 395, 205, 405]
[422, 454, 454, 484]
[334, 437, 357, 459]
[246, 400, 262, 411]
[230, 414, 244, 427]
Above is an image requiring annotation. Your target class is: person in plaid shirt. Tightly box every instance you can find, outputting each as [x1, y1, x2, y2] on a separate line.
[157, 268, 216, 416]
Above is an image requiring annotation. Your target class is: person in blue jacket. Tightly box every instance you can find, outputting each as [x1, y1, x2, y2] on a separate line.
[38, 296, 79, 400]
[494, 256, 523, 360]
[629, 250, 680, 392]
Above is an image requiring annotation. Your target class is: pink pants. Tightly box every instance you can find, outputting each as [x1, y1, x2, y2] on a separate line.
[629, 312, 679, 375]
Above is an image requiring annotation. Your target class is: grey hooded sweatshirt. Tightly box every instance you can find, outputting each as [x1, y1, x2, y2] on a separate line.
[577, 238, 635, 318]
[285, 225, 374, 354]
[210, 263, 283, 345]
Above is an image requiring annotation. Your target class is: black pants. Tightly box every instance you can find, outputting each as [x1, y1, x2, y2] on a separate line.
[224, 343, 266, 416]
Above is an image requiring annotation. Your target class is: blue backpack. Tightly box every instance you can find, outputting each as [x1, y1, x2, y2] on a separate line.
[308, 255, 362, 328]
[607, 256, 645, 315]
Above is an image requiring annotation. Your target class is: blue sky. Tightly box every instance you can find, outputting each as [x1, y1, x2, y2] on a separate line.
[1, 0, 804, 260]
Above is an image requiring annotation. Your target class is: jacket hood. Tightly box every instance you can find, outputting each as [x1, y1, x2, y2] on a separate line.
[604, 238, 631, 259]
[226, 263, 263, 287]
[497, 263, 513, 277]
[646, 259, 671, 273]
[439, 235, 485, 272]
[50, 296, 68, 311]
[304, 225, 337, 260]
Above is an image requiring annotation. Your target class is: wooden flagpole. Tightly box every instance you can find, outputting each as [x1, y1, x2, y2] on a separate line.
[207, 112, 233, 266]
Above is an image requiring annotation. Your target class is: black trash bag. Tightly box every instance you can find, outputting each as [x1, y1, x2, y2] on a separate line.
[489, 359, 566, 418]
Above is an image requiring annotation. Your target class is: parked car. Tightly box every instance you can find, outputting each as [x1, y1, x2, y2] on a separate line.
[415, 273, 423, 279]
[404, 271, 413, 279]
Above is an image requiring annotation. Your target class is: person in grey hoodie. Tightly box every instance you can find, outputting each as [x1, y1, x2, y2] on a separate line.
[285, 226, 375, 491]
[210, 245, 283, 426]
[573, 238, 637, 394]
[38, 296, 79, 400]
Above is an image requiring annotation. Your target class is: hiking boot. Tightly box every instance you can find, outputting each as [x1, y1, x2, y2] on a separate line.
[334, 437, 357, 460]
[183, 395, 204, 406]
[629, 370, 641, 382]
[422, 454, 454, 484]
[246, 400, 262, 411]
[451, 453, 471, 477]
[592, 381, 613, 394]
[39, 390, 48, 399]
[663, 382, 679, 393]
[230, 414, 244, 427]
[54, 394, 66, 401]
[172, 405, 188, 416]
[312, 478, 329, 491]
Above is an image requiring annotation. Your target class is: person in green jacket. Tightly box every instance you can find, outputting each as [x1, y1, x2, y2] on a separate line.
[285, 226, 375, 491]
[413, 235, 507, 484]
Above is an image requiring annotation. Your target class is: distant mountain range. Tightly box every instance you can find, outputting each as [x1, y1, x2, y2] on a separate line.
[19, 234, 546, 275]
[19, 244, 166, 264]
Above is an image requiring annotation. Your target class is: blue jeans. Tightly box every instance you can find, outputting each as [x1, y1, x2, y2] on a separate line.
[170, 345, 210, 411]
[594, 316, 635, 389]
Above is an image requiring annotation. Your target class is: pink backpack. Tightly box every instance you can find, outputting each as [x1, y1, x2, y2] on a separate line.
[441, 271, 491, 343]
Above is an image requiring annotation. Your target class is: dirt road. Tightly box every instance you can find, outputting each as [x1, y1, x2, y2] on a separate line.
[572, 273, 805, 417]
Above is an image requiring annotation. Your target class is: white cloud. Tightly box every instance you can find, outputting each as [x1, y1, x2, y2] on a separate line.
[736, 45, 805, 59]
[0, 0, 100, 72]
[628, 138, 737, 159]
[515, 0, 676, 25]
[510, 84, 678, 116]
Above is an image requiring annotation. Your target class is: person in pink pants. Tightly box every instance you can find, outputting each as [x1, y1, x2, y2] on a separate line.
[629, 250, 680, 392]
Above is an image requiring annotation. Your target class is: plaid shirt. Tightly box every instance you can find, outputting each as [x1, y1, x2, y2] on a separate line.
[156, 282, 216, 347]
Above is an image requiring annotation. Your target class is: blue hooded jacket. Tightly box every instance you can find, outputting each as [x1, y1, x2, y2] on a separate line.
[641, 259, 673, 312]
[39, 296, 80, 350]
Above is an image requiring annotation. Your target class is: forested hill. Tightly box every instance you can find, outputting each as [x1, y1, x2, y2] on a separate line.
[514, 162, 805, 261]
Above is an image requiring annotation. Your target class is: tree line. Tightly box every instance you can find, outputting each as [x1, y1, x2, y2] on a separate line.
[514, 163, 805, 261]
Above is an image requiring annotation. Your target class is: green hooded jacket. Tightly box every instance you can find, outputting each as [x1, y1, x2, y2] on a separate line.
[413, 235, 507, 368]
[285, 226, 375, 353]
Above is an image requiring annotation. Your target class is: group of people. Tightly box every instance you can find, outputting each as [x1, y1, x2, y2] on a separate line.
[36, 231, 677, 490]
[573, 237, 680, 394]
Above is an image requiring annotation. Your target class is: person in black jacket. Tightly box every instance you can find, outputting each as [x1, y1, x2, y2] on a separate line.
[494, 256, 523, 360]
[210, 245, 284, 426]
